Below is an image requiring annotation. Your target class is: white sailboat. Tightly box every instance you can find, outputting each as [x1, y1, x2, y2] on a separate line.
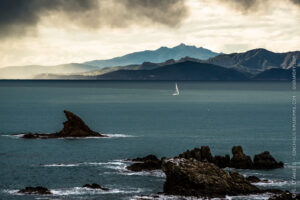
[173, 83, 180, 96]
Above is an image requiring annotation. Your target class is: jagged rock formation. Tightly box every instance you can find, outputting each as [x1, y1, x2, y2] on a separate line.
[125, 146, 283, 173]
[82, 183, 109, 191]
[18, 186, 52, 195]
[253, 151, 284, 169]
[21, 110, 107, 139]
[177, 146, 283, 170]
[126, 155, 162, 171]
[161, 158, 260, 198]
[230, 146, 253, 169]
[246, 176, 261, 183]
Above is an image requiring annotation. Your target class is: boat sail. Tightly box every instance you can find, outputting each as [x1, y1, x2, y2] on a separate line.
[173, 83, 179, 96]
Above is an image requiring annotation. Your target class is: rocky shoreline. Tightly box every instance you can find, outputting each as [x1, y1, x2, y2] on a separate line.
[122, 145, 296, 200]
[126, 145, 283, 172]
[11, 119, 296, 200]
[16, 110, 107, 139]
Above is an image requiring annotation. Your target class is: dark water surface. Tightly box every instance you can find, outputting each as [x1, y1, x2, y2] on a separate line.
[0, 80, 299, 200]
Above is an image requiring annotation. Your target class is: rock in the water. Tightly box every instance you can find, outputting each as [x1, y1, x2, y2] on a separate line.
[230, 146, 253, 169]
[21, 133, 40, 139]
[18, 186, 52, 195]
[162, 158, 260, 198]
[269, 191, 300, 200]
[177, 146, 213, 162]
[21, 110, 107, 139]
[213, 154, 231, 168]
[246, 176, 261, 183]
[83, 183, 109, 191]
[127, 155, 162, 171]
[253, 151, 284, 169]
[130, 154, 159, 162]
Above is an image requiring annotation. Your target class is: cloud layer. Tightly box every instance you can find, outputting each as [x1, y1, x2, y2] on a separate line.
[218, 0, 300, 13]
[0, 0, 188, 38]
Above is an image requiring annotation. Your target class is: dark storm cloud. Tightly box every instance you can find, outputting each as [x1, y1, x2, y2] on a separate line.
[217, 0, 300, 13]
[0, 0, 188, 38]
[290, 0, 300, 5]
[0, 0, 99, 37]
[123, 0, 188, 27]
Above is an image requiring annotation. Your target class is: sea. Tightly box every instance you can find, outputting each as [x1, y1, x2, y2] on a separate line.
[0, 80, 299, 200]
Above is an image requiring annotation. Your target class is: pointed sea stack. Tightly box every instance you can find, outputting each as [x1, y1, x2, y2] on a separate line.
[20, 110, 107, 139]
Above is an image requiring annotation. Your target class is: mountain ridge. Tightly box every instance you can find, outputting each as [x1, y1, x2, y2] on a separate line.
[207, 48, 300, 74]
[84, 43, 219, 68]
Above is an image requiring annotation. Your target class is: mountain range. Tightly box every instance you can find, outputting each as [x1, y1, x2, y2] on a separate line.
[84, 43, 219, 68]
[207, 48, 300, 74]
[0, 44, 218, 79]
[0, 44, 299, 80]
[95, 61, 249, 81]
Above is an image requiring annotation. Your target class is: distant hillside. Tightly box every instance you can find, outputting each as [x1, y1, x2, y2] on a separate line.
[85, 43, 219, 68]
[0, 63, 99, 79]
[207, 48, 300, 74]
[253, 67, 300, 80]
[3, 45, 300, 80]
[95, 61, 249, 81]
[1, 44, 218, 79]
[35, 59, 178, 79]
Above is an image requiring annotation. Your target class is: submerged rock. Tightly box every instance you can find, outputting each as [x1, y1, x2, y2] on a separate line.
[18, 186, 52, 195]
[161, 158, 260, 198]
[230, 146, 253, 169]
[269, 191, 300, 200]
[253, 151, 284, 169]
[20, 110, 107, 139]
[83, 183, 109, 191]
[127, 155, 162, 171]
[246, 176, 261, 183]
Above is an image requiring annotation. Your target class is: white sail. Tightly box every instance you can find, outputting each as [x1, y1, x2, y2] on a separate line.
[173, 83, 179, 95]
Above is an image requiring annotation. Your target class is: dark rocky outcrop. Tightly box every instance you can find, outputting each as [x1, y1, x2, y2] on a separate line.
[246, 176, 261, 183]
[126, 146, 284, 172]
[177, 146, 213, 162]
[20, 110, 107, 139]
[127, 155, 162, 172]
[83, 183, 109, 191]
[230, 146, 253, 169]
[129, 155, 159, 162]
[178, 146, 232, 169]
[18, 186, 52, 195]
[253, 151, 284, 169]
[213, 154, 231, 168]
[269, 191, 300, 200]
[161, 158, 260, 198]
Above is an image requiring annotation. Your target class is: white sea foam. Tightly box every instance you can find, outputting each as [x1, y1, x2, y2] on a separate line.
[105, 134, 135, 138]
[41, 159, 128, 168]
[1, 134, 24, 139]
[122, 170, 166, 178]
[2, 189, 19, 195]
[1, 133, 135, 139]
[130, 193, 271, 200]
[52, 187, 144, 196]
[43, 163, 82, 167]
[3, 187, 144, 196]
[253, 179, 291, 187]
[102, 160, 166, 178]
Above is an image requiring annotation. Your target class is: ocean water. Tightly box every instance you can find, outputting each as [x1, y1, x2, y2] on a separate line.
[0, 80, 299, 200]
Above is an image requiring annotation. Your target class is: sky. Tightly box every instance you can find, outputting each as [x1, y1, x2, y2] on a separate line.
[0, 0, 299, 68]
